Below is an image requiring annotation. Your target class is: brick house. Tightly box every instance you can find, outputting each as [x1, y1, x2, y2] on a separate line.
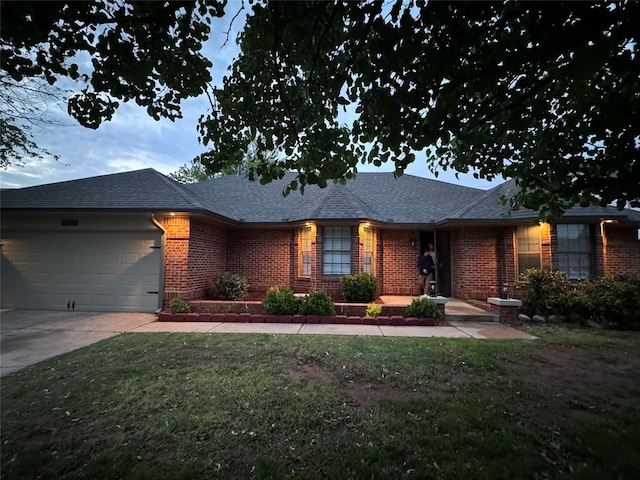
[2, 168, 639, 312]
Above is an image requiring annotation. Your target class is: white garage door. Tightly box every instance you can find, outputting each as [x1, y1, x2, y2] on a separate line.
[1, 231, 162, 312]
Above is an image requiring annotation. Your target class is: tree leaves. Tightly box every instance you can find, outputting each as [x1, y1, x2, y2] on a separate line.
[1, 0, 225, 164]
[201, 0, 639, 218]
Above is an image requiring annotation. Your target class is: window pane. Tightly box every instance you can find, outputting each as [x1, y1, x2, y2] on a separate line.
[299, 226, 312, 277]
[323, 227, 352, 275]
[516, 225, 541, 273]
[557, 224, 592, 279]
[518, 253, 541, 272]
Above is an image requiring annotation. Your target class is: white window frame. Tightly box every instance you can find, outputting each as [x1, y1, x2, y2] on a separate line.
[322, 226, 352, 276]
[516, 225, 542, 275]
[299, 226, 312, 277]
[361, 226, 375, 274]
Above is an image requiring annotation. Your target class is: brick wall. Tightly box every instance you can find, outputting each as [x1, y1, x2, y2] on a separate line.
[227, 228, 292, 295]
[451, 226, 500, 300]
[163, 216, 190, 302]
[602, 224, 640, 276]
[186, 219, 227, 299]
[380, 229, 420, 295]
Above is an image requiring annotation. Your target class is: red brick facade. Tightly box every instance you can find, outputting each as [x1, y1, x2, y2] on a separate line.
[227, 228, 292, 294]
[380, 229, 419, 296]
[161, 216, 640, 305]
[450, 226, 501, 300]
[601, 224, 640, 276]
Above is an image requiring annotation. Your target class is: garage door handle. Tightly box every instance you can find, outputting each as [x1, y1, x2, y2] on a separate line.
[147, 291, 159, 294]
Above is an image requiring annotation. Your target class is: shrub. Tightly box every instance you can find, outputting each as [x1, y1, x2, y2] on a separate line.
[169, 297, 190, 314]
[340, 273, 377, 303]
[263, 286, 299, 315]
[519, 270, 640, 330]
[298, 291, 335, 316]
[589, 274, 640, 329]
[212, 272, 249, 300]
[553, 288, 592, 323]
[406, 298, 442, 319]
[366, 303, 382, 318]
[519, 269, 572, 317]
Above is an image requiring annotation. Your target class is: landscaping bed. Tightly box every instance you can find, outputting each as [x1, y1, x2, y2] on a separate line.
[157, 310, 449, 326]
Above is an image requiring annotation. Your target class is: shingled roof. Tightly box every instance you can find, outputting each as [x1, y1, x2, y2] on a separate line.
[0, 169, 207, 212]
[3, 168, 639, 225]
[185, 172, 484, 224]
[446, 179, 640, 223]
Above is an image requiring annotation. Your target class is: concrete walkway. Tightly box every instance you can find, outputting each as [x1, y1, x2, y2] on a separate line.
[130, 319, 536, 340]
[1, 310, 536, 376]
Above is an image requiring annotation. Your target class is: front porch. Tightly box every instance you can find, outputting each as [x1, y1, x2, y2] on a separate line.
[377, 296, 500, 322]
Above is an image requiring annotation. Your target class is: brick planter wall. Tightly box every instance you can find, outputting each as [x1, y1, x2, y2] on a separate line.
[158, 311, 448, 326]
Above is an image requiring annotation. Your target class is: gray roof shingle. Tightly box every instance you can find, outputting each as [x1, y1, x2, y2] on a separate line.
[185, 172, 485, 224]
[3, 168, 639, 225]
[0, 169, 207, 212]
[448, 179, 640, 223]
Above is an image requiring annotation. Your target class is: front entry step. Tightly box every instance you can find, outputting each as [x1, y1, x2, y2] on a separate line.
[446, 313, 499, 323]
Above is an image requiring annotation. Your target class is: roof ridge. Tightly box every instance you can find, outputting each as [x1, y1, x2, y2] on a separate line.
[447, 179, 510, 219]
[307, 182, 380, 219]
[151, 170, 209, 209]
[344, 181, 381, 217]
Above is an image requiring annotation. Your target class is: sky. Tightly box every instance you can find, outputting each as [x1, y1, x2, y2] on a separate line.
[0, 5, 500, 191]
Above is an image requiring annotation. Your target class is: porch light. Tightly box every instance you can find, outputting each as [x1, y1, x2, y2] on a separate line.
[501, 283, 509, 300]
[428, 281, 437, 297]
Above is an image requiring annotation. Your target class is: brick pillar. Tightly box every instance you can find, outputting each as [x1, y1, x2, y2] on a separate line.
[163, 216, 191, 303]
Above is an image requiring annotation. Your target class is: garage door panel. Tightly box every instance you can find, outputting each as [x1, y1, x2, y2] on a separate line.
[1, 231, 161, 312]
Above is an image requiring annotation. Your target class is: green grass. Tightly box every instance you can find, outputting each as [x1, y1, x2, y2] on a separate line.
[2, 327, 640, 479]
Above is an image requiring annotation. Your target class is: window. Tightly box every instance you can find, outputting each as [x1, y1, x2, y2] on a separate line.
[516, 225, 541, 274]
[323, 226, 351, 275]
[299, 226, 312, 276]
[557, 224, 593, 280]
[361, 226, 375, 274]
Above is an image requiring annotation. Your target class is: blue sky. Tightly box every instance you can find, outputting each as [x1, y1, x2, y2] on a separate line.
[1, 7, 499, 191]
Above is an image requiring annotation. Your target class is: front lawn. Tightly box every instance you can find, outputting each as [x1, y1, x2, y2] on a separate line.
[2, 326, 639, 479]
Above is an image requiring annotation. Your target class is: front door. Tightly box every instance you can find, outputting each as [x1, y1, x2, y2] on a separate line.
[419, 230, 451, 297]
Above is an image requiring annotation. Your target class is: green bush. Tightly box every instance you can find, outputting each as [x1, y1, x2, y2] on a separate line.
[519, 270, 640, 330]
[298, 291, 335, 316]
[589, 274, 640, 329]
[519, 269, 572, 317]
[406, 298, 442, 319]
[340, 273, 377, 303]
[366, 303, 383, 318]
[169, 297, 190, 314]
[263, 286, 299, 315]
[553, 288, 592, 323]
[213, 272, 249, 300]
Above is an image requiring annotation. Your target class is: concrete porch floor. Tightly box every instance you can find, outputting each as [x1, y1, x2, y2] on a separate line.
[378, 296, 499, 322]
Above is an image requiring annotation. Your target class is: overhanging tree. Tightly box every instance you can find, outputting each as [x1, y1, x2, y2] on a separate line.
[201, 0, 639, 218]
[3, 1, 638, 219]
[1, 0, 224, 167]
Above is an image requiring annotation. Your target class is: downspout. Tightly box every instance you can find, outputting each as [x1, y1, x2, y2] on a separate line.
[149, 213, 167, 313]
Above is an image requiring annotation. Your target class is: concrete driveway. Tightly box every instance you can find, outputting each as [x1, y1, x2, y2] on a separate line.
[0, 310, 156, 376]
